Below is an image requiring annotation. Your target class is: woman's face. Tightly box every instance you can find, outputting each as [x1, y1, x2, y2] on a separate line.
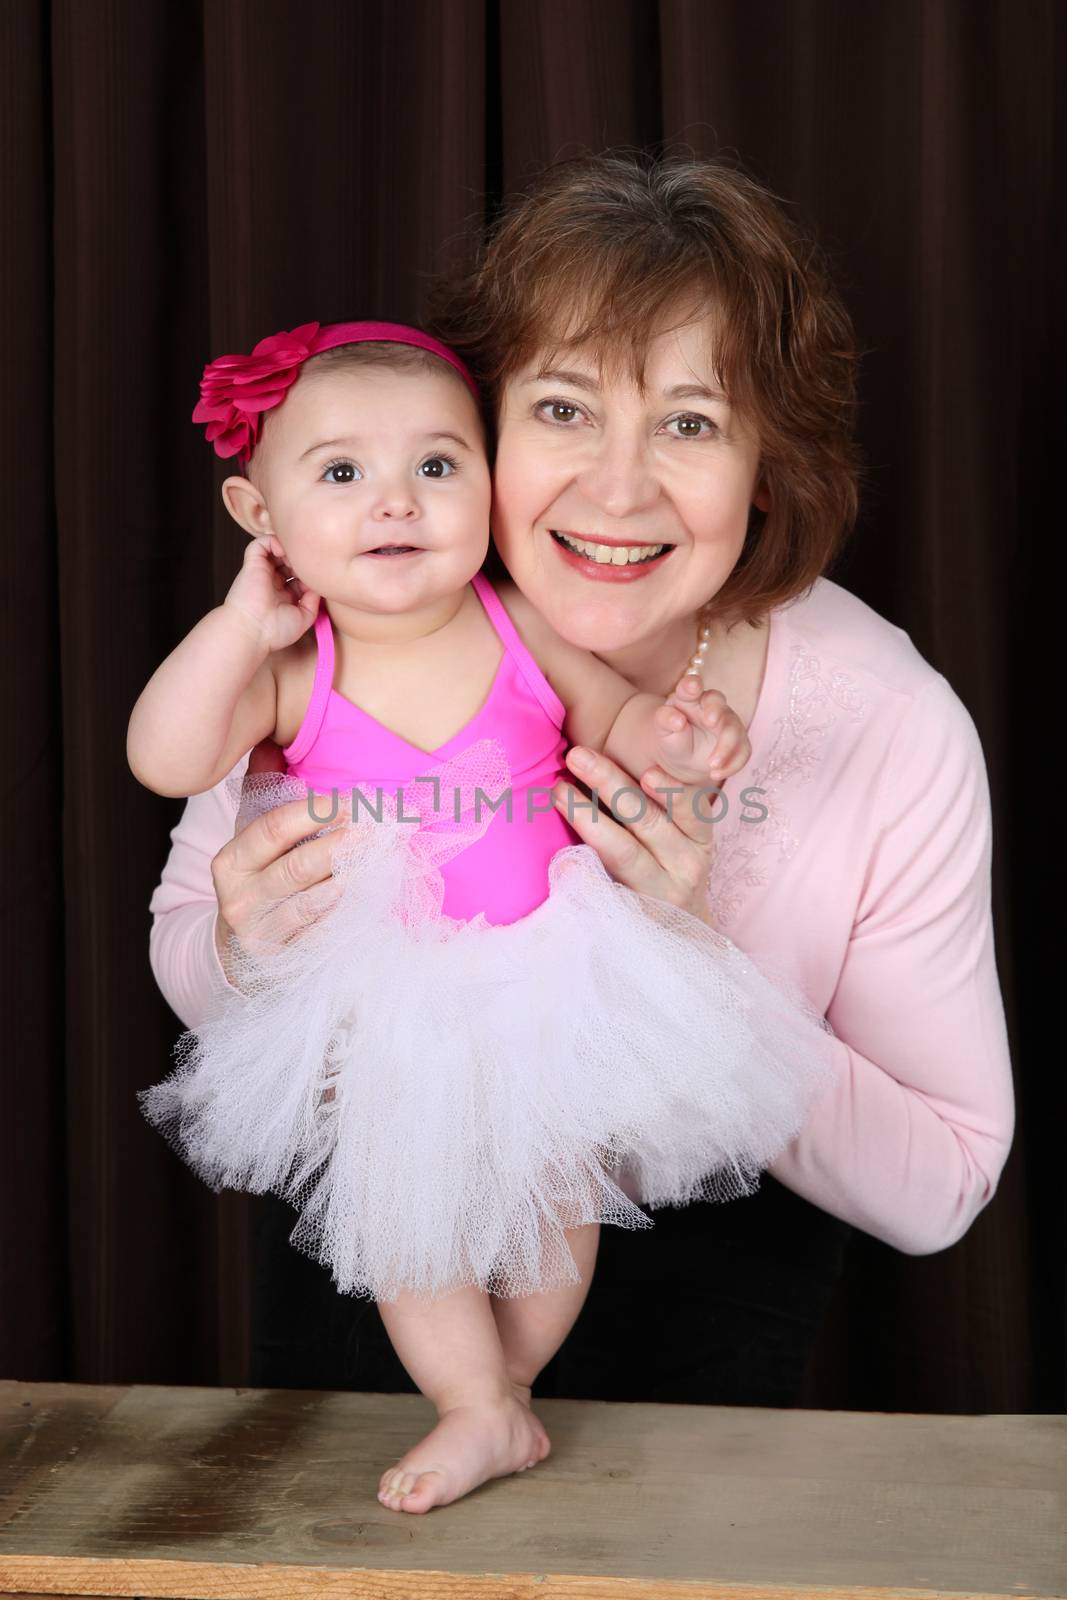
[492, 309, 767, 654]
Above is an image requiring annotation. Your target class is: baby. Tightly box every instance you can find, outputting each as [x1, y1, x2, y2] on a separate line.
[130, 321, 833, 1515]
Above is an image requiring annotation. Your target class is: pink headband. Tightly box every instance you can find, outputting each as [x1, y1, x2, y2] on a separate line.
[192, 320, 480, 464]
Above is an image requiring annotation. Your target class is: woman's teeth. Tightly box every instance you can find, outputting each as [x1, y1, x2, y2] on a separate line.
[552, 530, 669, 565]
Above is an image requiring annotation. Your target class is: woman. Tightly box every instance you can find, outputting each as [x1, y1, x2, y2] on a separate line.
[147, 152, 1013, 1404]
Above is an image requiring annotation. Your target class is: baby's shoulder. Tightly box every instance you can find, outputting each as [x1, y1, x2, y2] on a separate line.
[491, 579, 586, 673]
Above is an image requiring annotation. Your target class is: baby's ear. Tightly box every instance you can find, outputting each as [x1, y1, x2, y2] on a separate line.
[221, 474, 272, 537]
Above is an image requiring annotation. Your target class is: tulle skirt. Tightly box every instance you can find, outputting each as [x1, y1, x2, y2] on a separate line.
[139, 755, 837, 1303]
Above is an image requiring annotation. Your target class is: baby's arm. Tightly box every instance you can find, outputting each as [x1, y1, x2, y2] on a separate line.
[127, 609, 277, 798]
[127, 536, 316, 798]
[497, 583, 749, 786]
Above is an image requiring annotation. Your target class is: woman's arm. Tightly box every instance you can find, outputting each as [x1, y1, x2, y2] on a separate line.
[550, 673, 1015, 1257]
[766, 674, 1015, 1255]
[148, 761, 245, 1028]
[149, 740, 356, 1029]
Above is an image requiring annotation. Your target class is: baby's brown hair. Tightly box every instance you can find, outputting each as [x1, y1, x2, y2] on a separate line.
[429, 150, 863, 630]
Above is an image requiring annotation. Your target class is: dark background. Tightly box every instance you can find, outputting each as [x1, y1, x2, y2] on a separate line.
[2, 0, 1059, 1412]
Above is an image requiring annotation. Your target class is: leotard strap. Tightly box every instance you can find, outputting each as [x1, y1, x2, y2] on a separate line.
[281, 598, 335, 765]
[471, 571, 566, 728]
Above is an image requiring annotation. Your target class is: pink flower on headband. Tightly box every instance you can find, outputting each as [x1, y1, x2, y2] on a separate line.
[192, 321, 320, 463]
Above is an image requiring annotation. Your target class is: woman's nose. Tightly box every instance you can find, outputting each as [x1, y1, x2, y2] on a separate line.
[574, 434, 660, 518]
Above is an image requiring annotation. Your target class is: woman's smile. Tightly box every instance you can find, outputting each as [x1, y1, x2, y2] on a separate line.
[547, 527, 675, 580]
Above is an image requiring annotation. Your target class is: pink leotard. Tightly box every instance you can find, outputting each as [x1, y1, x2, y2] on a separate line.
[281, 571, 578, 926]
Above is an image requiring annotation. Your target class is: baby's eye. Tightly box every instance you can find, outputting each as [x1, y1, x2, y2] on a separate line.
[418, 455, 458, 478]
[536, 399, 583, 425]
[322, 459, 361, 484]
[662, 413, 718, 440]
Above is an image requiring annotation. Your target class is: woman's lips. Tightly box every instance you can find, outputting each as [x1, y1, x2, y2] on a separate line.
[547, 529, 674, 582]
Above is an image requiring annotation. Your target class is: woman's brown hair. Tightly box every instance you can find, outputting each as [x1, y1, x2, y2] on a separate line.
[429, 150, 863, 630]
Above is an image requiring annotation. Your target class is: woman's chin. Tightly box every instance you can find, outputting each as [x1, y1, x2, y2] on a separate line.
[537, 584, 672, 655]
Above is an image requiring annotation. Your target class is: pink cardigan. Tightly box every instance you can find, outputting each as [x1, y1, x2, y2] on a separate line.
[147, 577, 1014, 1256]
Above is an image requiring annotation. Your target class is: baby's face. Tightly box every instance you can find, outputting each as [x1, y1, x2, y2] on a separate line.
[248, 365, 491, 613]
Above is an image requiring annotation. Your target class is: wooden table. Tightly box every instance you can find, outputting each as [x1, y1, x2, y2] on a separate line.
[1, 1382, 1063, 1599]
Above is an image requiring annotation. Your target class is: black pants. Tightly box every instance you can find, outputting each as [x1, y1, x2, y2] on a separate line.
[250, 1176, 853, 1407]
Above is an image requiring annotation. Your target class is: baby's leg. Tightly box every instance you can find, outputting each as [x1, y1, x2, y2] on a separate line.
[490, 1222, 601, 1398]
[376, 1283, 551, 1515]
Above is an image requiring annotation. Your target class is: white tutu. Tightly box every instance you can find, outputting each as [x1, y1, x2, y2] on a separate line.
[139, 744, 837, 1303]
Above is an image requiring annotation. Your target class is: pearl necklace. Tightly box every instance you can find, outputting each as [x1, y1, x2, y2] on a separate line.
[687, 603, 715, 681]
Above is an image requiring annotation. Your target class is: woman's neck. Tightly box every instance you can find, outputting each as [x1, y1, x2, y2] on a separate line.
[595, 610, 770, 731]
[594, 613, 710, 699]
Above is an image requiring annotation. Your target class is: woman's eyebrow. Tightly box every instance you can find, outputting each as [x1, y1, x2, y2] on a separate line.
[527, 369, 728, 405]
[530, 368, 600, 392]
[663, 382, 729, 403]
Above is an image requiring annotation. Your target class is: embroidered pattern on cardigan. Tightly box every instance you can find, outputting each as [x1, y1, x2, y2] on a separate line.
[706, 639, 871, 928]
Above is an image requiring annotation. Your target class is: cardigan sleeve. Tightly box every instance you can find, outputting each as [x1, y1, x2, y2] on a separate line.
[148, 763, 245, 1030]
[767, 672, 1015, 1254]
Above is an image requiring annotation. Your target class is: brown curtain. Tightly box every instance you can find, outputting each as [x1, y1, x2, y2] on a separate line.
[2, 0, 1057, 1411]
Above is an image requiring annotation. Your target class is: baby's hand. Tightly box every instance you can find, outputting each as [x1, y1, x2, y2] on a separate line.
[223, 536, 321, 653]
[652, 673, 751, 787]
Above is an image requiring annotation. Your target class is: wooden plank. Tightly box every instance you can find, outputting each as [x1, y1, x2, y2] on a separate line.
[0, 1383, 1063, 1599]
[0, 1564, 1045, 1599]
[0, 1385, 128, 1535]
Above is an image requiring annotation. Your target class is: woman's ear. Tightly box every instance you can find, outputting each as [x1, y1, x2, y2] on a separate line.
[752, 480, 771, 514]
[221, 474, 273, 537]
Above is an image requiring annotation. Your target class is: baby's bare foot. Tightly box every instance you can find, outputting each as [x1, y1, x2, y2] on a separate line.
[377, 1394, 551, 1514]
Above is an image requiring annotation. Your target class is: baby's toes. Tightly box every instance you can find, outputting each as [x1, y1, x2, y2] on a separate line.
[378, 1467, 413, 1502]
[397, 1471, 444, 1514]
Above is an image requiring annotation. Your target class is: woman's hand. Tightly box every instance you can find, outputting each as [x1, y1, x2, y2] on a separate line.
[552, 745, 723, 926]
[212, 737, 348, 979]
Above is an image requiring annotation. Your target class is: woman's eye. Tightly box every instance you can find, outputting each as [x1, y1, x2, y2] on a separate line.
[663, 413, 718, 440]
[537, 399, 582, 425]
[322, 459, 361, 483]
[418, 455, 458, 478]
